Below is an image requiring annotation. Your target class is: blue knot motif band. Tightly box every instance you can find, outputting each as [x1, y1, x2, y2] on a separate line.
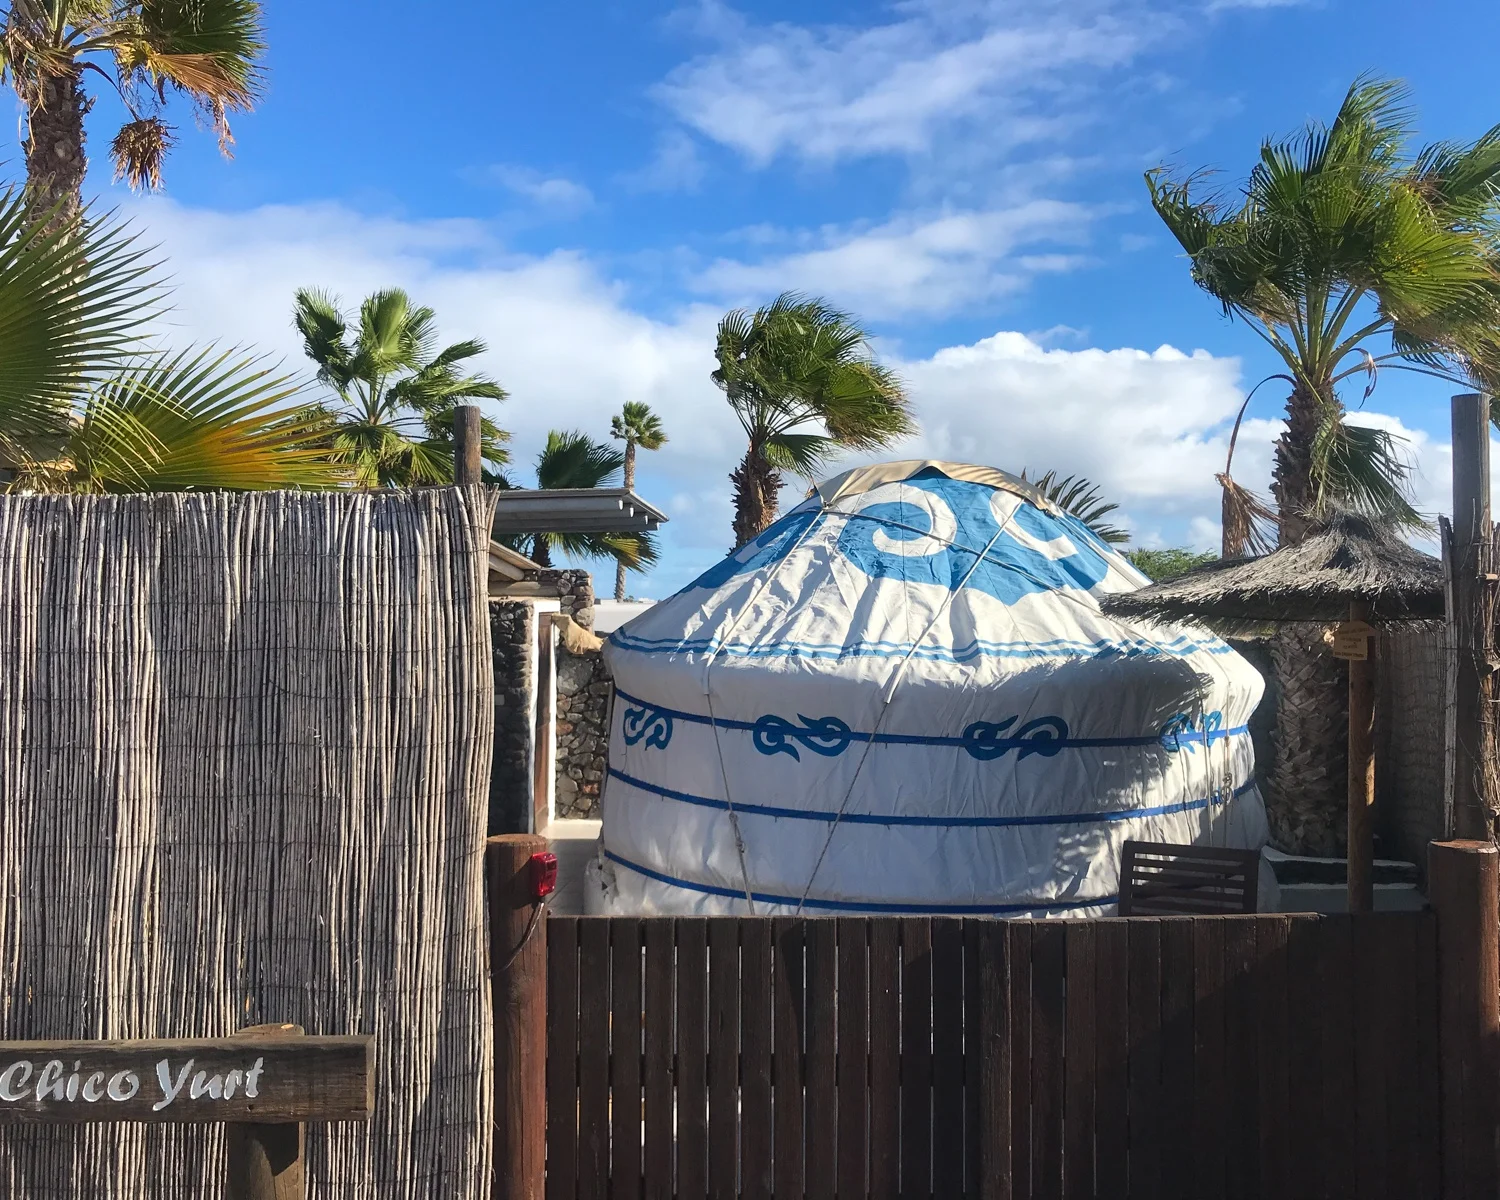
[752, 713, 855, 761]
[1159, 711, 1225, 752]
[961, 716, 1070, 761]
[622, 703, 673, 750]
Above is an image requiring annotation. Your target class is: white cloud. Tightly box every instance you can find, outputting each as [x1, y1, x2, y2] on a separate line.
[697, 201, 1095, 318]
[483, 165, 595, 214]
[120, 197, 1462, 593]
[125, 197, 745, 588]
[621, 131, 707, 194]
[655, 0, 1172, 166]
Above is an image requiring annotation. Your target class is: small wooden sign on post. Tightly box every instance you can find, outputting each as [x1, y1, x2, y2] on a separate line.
[0, 1027, 373, 1200]
[1329, 618, 1375, 660]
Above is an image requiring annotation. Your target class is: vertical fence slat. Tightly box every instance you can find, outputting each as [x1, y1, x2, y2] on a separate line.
[869, 918, 903, 1200]
[1008, 921, 1034, 1200]
[902, 918, 935, 1200]
[709, 920, 741, 1200]
[1285, 917, 1324, 1200]
[976, 919, 1011, 1200]
[1158, 918, 1196, 1200]
[1126, 919, 1163, 1200]
[1223, 917, 1260, 1200]
[1092, 920, 1129, 1200]
[677, 919, 710, 1200]
[1192, 917, 1226, 1200]
[806, 919, 839, 1200]
[1413, 910, 1442, 1200]
[1254, 916, 1290, 1200]
[1352, 915, 1390, 1200]
[611, 918, 644, 1200]
[964, 920, 983, 1199]
[1062, 921, 1096, 1200]
[1320, 914, 1356, 1200]
[546, 917, 580, 1200]
[1382, 913, 1419, 1200]
[933, 918, 966, 1199]
[773, 920, 806, 1200]
[1031, 921, 1065, 1200]
[741, 920, 774, 1200]
[838, 918, 871, 1200]
[643, 919, 675, 1200]
[577, 919, 612, 1200]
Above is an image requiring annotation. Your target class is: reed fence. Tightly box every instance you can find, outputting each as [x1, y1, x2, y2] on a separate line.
[0, 488, 498, 1198]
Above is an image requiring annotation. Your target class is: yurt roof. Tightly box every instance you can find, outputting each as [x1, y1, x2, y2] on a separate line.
[813, 460, 1061, 513]
[1100, 510, 1443, 626]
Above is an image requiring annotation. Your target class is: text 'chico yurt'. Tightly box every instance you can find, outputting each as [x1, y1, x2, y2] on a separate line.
[587, 461, 1270, 917]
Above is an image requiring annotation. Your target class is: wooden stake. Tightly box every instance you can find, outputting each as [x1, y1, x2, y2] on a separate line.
[455, 405, 484, 486]
[1450, 393, 1493, 841]
[1429, 840, 1500, 1198]
[1346, 599, 1376, 912]
[488, 834, 548, 1200]
[227, 1024, 306, 1200]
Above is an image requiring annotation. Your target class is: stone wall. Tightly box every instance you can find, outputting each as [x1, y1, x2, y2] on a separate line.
[488, 599, 534, 834]
[545, 570, 612, 820]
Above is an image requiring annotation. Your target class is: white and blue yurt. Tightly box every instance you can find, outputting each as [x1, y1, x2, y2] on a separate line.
[588, 461, 1271, 917]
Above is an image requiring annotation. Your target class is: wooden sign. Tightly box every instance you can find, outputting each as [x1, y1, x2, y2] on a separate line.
[1330, 619, 1376, 661]
[0, 1036, 373, 1124]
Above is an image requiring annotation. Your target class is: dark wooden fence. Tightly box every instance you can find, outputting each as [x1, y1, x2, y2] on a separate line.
[542, 912, 1439, 1200]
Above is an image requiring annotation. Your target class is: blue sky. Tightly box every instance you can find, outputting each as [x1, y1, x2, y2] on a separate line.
[23, 0, 1500, 593]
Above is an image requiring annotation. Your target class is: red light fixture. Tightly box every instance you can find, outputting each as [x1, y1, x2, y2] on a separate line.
[529, 851, 558, 901]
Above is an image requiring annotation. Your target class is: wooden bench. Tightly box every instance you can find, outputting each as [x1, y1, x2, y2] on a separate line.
[1117, 840, 1262, 915]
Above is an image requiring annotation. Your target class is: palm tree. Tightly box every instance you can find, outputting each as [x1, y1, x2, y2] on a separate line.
[1148, 75, 1500, 547]
[713, 292, 914, 550]
[1146, 75, 1500, 855]
[293, 287, 510, 488]
[609, 401, 667, 600]
[515, 429, 657, 576]
[1023, 470, 1130, 544]
[1, 1, 266, 222]
[0, 183, 336, 493]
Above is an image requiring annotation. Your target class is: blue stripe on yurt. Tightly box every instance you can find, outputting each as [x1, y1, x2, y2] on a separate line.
[608, 766, 1254, 828]
[608, 630, 1235, 663]
[602, 849, 1116, 915]
[612, 686, 1249, 753]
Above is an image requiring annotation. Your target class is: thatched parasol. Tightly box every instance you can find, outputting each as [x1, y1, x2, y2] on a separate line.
[1102, 510, 1444, 912]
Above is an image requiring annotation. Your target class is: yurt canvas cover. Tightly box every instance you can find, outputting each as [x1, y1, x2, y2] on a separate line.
[592, 461, 1269, 917]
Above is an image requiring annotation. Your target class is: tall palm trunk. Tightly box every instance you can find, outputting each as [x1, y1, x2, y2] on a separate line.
[615, 440, 637, 601]
[23, 68, 90, 229]
[730, 444, 781, 550]
[1266, 381, 1347, 855]
[531, 536, 552, 568]
[1271, 383, 1334, 547]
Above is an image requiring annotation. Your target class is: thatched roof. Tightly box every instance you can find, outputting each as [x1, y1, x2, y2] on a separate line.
[1102, 510, 1444, 626]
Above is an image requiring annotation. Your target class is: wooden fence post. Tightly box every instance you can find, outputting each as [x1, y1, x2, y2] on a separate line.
[1429, 839, 1500, 1198]
[226, 1024, 306, 1200]
[455, 405, 484, 486]
[1449, 393, 1494, 841]
[489, 834, 549, 1200]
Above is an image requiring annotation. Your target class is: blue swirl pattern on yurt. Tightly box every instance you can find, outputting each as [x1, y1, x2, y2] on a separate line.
[837, 472, 1111, 602]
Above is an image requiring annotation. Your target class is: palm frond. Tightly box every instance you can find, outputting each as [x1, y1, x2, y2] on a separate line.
[0, 188, 159, 463]
[59, 347, 342, 492]
[108, 115, 174, 191]
[1308, 410, 1425, 530]
[1022, 469, 1131, 544]
[535, 429, 623, 490]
